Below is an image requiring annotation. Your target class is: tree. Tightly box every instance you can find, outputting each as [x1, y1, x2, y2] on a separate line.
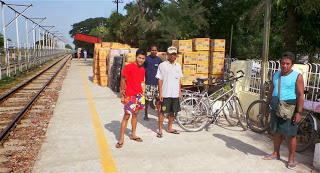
[250, 0, 320, 55]
[65, 44, 73, 49]
[69, 17, 108, 49]
[0, 33, 3, 48]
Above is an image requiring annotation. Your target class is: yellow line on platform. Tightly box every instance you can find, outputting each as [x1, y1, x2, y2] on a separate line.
[80, 62, 117, 173]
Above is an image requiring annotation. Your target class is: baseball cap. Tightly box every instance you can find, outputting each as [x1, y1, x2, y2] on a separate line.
[167, 46, 178, 54]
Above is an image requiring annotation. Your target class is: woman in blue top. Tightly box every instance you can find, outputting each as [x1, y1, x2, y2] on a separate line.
[263, 52, 304, 170]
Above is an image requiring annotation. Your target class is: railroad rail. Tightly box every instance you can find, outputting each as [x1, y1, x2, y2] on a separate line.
[0, 54, 71, 142]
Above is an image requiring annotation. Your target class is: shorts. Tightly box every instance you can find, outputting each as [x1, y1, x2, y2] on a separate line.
[270, 110, 297, 136]
[124, 94, 145, 115]
[145, 85, 159, 101]
[160, 98, 181, 114]
[270, 97, 297, 136]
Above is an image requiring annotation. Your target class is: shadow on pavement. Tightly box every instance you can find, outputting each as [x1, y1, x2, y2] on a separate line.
[137, 110, 161, 133]
[104, 120, 131, 141]
[88, 76, 93, 82]
[213, 133, 267, 156]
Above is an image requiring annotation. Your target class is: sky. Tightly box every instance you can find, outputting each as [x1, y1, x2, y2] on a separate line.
[0, 0, 130, 48]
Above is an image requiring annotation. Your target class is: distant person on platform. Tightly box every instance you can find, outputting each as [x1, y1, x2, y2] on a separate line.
[77, 49, 81, 59]
[84, 49, 87, 60]
[155, 46, 183, 138]
[116, 49, 147, 148]
[73, 49, 77, 59]
[143, 45, 162, 121]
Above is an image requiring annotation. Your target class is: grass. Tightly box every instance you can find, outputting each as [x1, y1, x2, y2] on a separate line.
[0, 75, 17, 87]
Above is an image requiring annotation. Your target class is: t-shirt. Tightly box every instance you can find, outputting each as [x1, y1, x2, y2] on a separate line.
[155, 61, 183, 98]
[272, 70, 299, 101]
[143, 55, 162, 85]
[122, 62, 145, 96]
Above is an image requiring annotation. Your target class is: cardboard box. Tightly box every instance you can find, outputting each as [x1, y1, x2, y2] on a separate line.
[211, 51, 225, 62]
[196, 64, 209, 73]
[98, 59, 107, 67]
[211, 62, 224, 74]
[99, 66, 107, 75]
[183, 52, 197, 64]
[197, 51, 210, 65]
[102, 42, 111, 48]
[100, 75, 108, 87]
[183, 64, 197, 74]
[172, 40, 192, 52]
[195, 73, 209, 84]
[176, 54, 183, 65]
[93, 68, 100, 74]
[93, 74, 100, 84]
[98, 48, 109, 60]
[181, 74, 196, 85]
[125, 53, 136, 62]
[210, 39, 226, 51]
[193, 38, 210, 51]
[157, 52, 167, 61]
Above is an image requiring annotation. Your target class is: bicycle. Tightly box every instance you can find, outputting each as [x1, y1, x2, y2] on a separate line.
[246, 89, 318, 152]
[176, 70, 247, 132]
[297, 100, 318, 152]
[181, 76, 240, 127]
[246, 81, 272, 133]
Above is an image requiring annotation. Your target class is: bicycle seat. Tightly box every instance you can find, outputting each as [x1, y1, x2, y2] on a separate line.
[196, 78, 209, 84]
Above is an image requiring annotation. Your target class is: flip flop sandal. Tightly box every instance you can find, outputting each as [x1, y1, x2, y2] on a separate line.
[168, 130, 180, 134]
[115, 142, 123, 148]
[157, 133, 163, 138]
[287, 162, 296, 170]
[262, 155, 280, 160]
[130, 137, 143, 142]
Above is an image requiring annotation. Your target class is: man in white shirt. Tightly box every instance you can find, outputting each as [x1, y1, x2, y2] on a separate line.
[155, 46, 183, 138]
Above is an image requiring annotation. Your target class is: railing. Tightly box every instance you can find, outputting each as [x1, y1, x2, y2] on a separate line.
[0, 44, 70, 79]
[243, 59, 320, 102]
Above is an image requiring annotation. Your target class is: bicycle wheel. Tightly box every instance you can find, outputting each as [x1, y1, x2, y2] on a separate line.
[296, 113, 317, 152]
[246, 100, 270, 133]
[234, 97, 248, 130]
[222, 95, 238, 126]
[176, 98, 209, 132]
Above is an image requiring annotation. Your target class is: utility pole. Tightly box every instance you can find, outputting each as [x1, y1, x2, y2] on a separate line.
[113, 0, 123, 14]
[260, 0, 272, 100]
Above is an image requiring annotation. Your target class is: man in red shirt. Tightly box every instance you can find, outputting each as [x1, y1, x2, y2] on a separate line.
[116, 49, 146, 148]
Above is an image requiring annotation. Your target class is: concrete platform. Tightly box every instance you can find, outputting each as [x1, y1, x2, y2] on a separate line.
[33, 59, 316, 173]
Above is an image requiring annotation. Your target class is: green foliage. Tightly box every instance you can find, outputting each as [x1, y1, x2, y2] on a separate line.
[0, 33, 3, 48]
[68, 0, 320, 58]
[65, 44, 73, 49]
[0, 75, 17, 87]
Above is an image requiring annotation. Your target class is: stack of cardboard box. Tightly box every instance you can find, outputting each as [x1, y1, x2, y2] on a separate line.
[210, 39, 226, 82]
[92, 43, 110, 87]
[93, 43, 101, 84]
[93, 42, 133, 87]
[172, 38, 226, 85]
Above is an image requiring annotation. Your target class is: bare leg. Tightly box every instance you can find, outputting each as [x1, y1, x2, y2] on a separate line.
[144, 100, 149, 120]
[119, 114, 130, 144]
[287, 136, 297, 164]
[266, 132, 282, 159]
[167, 112, 174, 132]
[158, 112, 165, 134]
[156, 100, 161, 116]
[131, 110, 139, 138]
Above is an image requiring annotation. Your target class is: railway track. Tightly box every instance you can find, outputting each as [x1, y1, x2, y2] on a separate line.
[0, 54, 71, 172]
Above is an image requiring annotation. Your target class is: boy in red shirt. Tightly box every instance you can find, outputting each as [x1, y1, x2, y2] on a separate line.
[116, 49, 146, 148]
